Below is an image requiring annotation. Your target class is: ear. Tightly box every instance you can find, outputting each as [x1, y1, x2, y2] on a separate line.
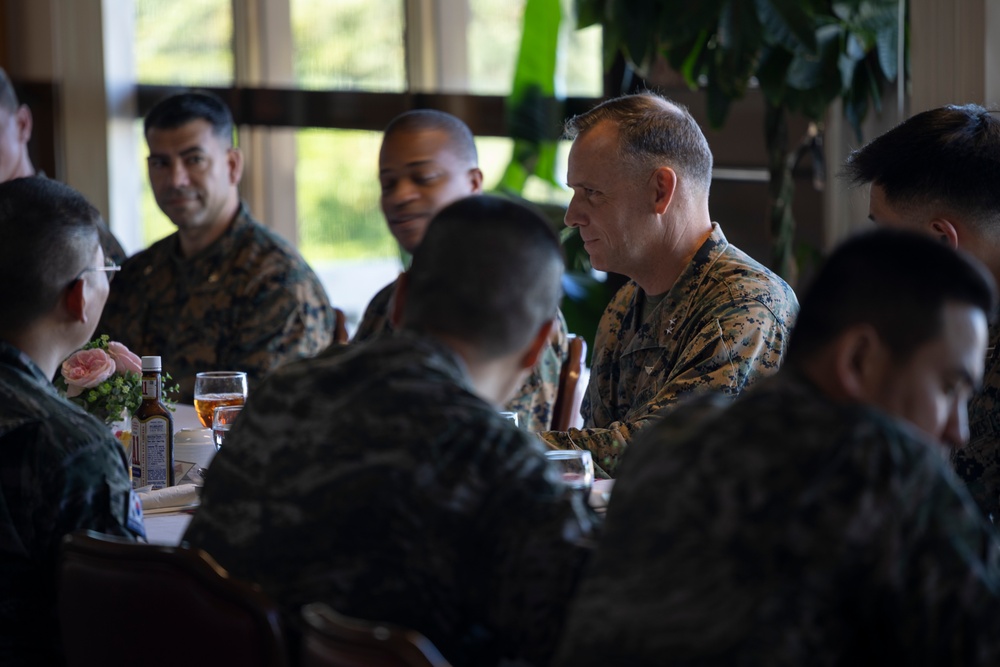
[830, 324, 888, 401]
[518, 318, 557, 371]
[469, 167, 484, 194]
[15, 105, 32, 143]
[389, 272, 408, 328]
[64, 279, 88, 324]
[928, 218, 959, 249]
[227, 147, 244, 185]
[651, 166, 677, 215]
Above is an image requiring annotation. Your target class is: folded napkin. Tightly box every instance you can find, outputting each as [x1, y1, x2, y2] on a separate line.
[138, 484, 200, 512]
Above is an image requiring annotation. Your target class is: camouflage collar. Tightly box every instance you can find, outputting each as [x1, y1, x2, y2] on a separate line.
[0, 341, 55, 390]
[168, 202, 254, 266]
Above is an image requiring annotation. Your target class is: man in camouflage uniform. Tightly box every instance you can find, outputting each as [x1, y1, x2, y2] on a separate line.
[353, 109, 568, 431]
[0, 67, 125, 264]
[539, 92, 798, 476]
[0, 178, 143, 665]
[554, 230, 1000, 666]
[846, 105, 1000, 523]
[99, 91, 333, 401]
[185, 196, 595, 667]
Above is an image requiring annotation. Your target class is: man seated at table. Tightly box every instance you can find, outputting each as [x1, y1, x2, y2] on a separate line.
[844, 104, 1000, 523]
[554, 229, 1000, 666]
[99, 90, 334, 401]
[185, 195, 596, 667]
[353, 109, 568, 431]
[538, 92, 798, 476]
[0, 66, 125, 264]
[0, 178, 143, 665]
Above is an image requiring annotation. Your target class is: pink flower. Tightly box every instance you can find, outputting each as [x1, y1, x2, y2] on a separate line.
[61, 348, 116, 398]
[107, 341, 141, 375]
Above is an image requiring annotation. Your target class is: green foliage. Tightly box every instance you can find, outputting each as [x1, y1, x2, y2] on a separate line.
[578, 0, 904, 280]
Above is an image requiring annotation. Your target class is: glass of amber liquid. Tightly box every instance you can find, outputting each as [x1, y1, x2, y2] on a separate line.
[193, 371, 248, 428]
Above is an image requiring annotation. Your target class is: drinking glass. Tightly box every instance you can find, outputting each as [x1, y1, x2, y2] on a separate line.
[194, 371, 248, 428]
[499, 411, 520, 427]
[212, 405, 243, 451]
[544, 450, 594, 501]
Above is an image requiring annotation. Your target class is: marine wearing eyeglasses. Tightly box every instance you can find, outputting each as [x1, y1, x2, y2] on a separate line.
[0, 177, 142, 665]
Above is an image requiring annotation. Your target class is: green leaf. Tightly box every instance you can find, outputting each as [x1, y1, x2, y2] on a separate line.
[786, 23, 841, 90]
[755, 0, 818, 53]
[574, 0, 605, 28]
[705, 76, 734, 128]
[757, 46, 793, 106]
[875, 19, 899, 80]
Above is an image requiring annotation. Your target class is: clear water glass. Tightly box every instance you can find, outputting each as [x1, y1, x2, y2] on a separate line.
[212, 404, 243, 451]
[544, 449, 594, 501]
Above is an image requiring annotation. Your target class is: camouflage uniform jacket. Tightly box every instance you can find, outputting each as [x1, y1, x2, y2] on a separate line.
[184, 330, 597, 667]
[0, 341, 141, 665]
[540, 223, 797, 476]
[99, 203, 334, 402]
[553, 371, 1000, 667]
[353, 277, 570, 431]
[954, 322, 1000, 521]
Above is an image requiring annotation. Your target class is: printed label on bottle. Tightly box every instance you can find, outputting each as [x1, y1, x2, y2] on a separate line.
[131, 415, 171, 490]
[141, 378, 160, 400]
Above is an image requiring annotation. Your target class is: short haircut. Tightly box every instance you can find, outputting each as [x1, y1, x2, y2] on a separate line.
[144, 90, 235, 145]
[402, 195, 563, 358]
[0, 178, 102, 336]
[843, 105, 1000, 230]
[382, 109, 478, 166]
[787, 228, 998, 366]
[564, 91, 713, 193]
[0, 67, 19, 113]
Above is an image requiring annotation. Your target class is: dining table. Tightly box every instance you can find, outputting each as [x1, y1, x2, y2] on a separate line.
[143, 408, 615, 546]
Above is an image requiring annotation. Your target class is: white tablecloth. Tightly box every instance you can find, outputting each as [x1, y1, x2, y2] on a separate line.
[144, 512, 193, 546]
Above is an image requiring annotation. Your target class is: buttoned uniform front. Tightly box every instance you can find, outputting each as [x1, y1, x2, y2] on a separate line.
[540, 223, 797, 476]
[353, 277, 570, 432]
[0, 341, 141, 666]
[183, 330, 596, 667]
[553, 371, 1000, 667]
[98, 203, 334, 402]
[954, 323, 1000, 521]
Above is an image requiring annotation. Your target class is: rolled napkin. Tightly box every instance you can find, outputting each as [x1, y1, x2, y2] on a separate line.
[138, 483, 200, 511]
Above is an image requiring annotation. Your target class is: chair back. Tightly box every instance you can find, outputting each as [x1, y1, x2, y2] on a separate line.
[334, 307, 349, 344]
[300, 602, 451, 667]
[550, 334, 587, 431]
[58, 530, 288, 667]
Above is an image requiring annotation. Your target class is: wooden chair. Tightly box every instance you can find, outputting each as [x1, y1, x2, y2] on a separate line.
[550, 334, 587, 431]
[334, 307, 349, 344]
[58, 530, 288, 667]
[300, 602, 452, 667]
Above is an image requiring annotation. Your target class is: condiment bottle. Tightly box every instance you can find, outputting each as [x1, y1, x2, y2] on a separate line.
[131, 355, 174, 489]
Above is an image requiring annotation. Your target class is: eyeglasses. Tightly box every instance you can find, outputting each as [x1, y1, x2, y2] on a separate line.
[76, 259, 121, 284]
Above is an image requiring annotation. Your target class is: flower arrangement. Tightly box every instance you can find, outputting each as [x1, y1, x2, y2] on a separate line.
[55, 335, 143, 424]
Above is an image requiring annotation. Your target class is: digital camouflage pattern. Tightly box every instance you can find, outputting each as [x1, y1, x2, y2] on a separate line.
[0, 341, 140, 665]
[354, 277, 569, 431]
[540, 224, 797, 476]
[553, 371, 1000, 667]
[99, 204, 334, 402]
[184, 330, 596, 667]
[953, 323, 1000, 521]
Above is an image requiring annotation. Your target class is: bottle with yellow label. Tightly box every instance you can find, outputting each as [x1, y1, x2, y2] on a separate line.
[131, 356, 174, 489]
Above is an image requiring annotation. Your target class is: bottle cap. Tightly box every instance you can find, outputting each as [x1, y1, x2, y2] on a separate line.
[141, 356, 161, 371]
